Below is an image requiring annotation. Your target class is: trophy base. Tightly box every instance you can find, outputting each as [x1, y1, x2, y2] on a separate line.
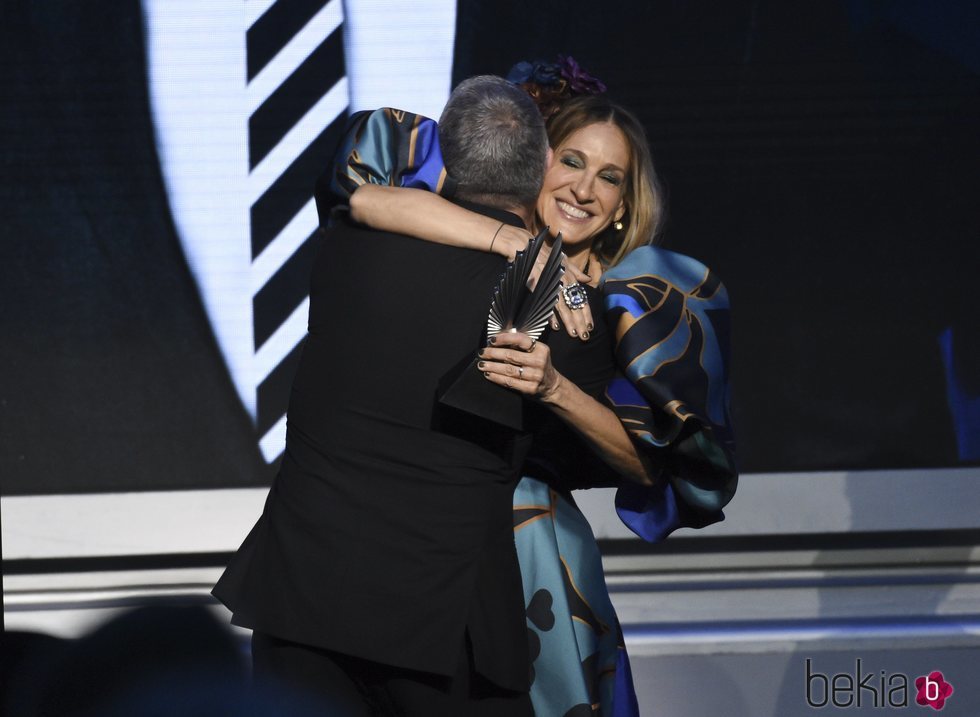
[438, 355, 524, 431]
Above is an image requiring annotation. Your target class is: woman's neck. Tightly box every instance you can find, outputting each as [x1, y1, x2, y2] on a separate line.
[552, 241, 600, 285]
[534, 215, 601, 282]
[564, 245, 591, 271]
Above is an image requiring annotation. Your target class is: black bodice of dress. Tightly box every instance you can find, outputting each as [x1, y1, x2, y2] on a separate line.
[546, 284, 616, 398]
[523, 284, 622, 492]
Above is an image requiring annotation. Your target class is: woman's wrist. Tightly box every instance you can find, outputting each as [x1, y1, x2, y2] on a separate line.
[488, 222, 506, 255]
[538, 370, 569, 406]
[485, 225, 533, 260]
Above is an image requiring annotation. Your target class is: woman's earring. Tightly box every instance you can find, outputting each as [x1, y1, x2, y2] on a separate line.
[613, 221, 624, 231]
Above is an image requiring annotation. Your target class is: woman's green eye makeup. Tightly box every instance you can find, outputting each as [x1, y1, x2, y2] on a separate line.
[561, 154, 622, 186]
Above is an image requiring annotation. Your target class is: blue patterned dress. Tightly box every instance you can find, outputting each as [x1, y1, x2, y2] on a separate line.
[322, 108, 737, 717]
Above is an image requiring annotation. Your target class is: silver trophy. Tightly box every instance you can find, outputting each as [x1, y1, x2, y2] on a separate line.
[439, 228, 564, 430]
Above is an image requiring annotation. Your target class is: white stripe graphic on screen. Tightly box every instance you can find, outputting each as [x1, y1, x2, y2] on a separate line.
[254, 296, 309, 376]
[246, 0, 343, 114]
[245, 0, 278, 28]
[248, 77, 348, 204]
[259, 413, 289, 462]
[247, 0, 348, 461]
[250, 198, 318, 293]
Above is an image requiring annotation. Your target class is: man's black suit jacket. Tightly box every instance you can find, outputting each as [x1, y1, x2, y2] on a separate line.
[213, 206, 533, 692]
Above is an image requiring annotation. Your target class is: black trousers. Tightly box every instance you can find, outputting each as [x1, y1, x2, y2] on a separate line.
[251, 632, 532, 717]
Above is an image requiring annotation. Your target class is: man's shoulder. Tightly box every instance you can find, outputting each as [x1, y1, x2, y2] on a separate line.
[325, 208, 505, 267]
[324, 208, 386, 237]
[324, 208, 405, 241]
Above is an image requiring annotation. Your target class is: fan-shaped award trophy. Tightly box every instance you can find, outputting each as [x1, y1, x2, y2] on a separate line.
[438, 228, 564, 430]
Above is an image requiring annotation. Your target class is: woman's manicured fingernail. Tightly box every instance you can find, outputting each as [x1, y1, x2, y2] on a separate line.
[483, 372, 490, 378]
[477, 349, 485, 357]
[487, 336, 496, 345]
[582, 331, 590, 340]
[570, 329, 577, 336]
[586, 323, 594, 331]
[477, 361, 486, 369]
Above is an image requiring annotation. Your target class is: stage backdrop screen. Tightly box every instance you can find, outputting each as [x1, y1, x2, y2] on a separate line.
[1, 0, 977, 495]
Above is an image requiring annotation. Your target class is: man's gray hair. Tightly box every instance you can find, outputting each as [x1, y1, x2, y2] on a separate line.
[438, 75, 548, 210]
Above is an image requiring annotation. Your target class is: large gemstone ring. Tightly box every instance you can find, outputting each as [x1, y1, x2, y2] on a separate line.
[562, 282, 589, 310]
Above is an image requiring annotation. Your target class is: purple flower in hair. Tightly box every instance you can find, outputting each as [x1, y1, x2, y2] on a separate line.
[559, 55, 607, 95]
[506, 55, 607, 118]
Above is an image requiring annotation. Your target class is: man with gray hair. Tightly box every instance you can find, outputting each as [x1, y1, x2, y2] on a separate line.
[214, 76, 548, 715]
[438, 75, 548, 208]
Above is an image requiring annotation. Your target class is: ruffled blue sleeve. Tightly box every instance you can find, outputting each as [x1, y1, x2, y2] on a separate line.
[601, 246, 738, 542]
[315, 107, 455, 225]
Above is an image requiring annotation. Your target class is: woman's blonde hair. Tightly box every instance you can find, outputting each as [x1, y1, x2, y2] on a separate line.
[544, 95, 664, 268]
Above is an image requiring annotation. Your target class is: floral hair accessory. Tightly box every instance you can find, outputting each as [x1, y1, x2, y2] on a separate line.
[559, 56, 606, 95]
[506, 55, 607, 119]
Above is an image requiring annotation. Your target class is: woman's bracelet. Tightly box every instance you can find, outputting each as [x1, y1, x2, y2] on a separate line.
[489, 222, 505, 254]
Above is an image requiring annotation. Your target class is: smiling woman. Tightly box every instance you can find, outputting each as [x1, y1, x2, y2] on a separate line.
[540, 95, 664, 272]
[538, 121, 629, 266]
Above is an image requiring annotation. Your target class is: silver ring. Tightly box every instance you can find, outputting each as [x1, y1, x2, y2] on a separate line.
[562, 282, 589, 310]
[518, 366, 524, 379]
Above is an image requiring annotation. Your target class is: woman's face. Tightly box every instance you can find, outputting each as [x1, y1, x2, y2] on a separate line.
[536, 121, 629, 251]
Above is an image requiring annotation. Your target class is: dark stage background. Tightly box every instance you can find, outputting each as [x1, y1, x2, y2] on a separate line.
[1, 0, 977, 496]
[453, 0, 980, 473]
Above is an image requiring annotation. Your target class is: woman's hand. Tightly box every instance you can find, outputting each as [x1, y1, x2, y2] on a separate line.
[551, 262, 595, 341]
[523, 243, 595, 343]
[477, 331, 563, 402]
[480, 331, 658, 487]
[489, 224, 534, 261]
